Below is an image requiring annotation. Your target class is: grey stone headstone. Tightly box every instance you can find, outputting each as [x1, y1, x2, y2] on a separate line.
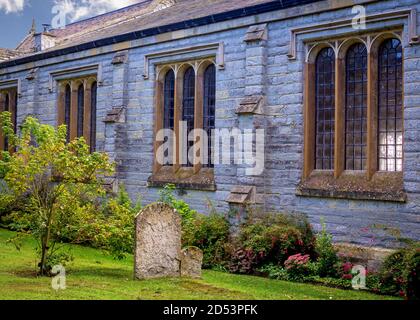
[180, 247, 203, 279]
[134, 202, 182, 280]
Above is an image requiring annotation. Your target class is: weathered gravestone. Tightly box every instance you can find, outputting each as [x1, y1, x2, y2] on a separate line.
[180, 247, 204, 279]
[135, 203, 182, 280]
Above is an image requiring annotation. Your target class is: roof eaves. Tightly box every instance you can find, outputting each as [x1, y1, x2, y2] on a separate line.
[0, 0, 323, 69]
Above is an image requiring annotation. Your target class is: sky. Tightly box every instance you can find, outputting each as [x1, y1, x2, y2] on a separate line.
[0, 0, 141, 49]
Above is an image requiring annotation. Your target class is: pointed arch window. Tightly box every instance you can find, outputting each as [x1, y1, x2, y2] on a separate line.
[378, 38, 403, 172]
[345, 43, 368, 171]
[57, 77, 97, 151]
[203, 64, 216, 168]
[302, 33, 405, 202]
[151, 59, 217, 190]
[315, 47, 335, 170]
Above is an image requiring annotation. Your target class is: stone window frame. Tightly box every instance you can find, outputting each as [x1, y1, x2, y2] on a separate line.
[0, 86, 18, 152]
[57, 76, 98, 151]
[148, 58, 217, 191]
[299, 30, 406, 202]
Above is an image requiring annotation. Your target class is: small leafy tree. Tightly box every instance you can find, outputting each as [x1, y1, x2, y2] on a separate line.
[158, 184, 197, 226]
[315, 219, 340, 277]
[0, 112, 114, 275]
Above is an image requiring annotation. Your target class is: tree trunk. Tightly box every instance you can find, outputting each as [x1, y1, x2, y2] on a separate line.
[39, 210, 53, 276]
[39, 235, 48, 275]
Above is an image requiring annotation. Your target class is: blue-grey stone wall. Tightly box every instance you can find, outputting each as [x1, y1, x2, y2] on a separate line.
[1, 0, 419, 248]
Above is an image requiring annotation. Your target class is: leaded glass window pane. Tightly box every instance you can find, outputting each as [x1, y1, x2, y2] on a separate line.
[378, 38, 403, 172]
[203, 64, 216, 168]
[345, 43, 368, 171]
[183, 67, 195, 167]
[315, 47, 335, 170]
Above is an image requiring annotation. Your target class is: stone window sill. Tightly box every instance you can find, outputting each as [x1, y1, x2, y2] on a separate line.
[296, 170, 407, 203]
[147, 167, 216, 191]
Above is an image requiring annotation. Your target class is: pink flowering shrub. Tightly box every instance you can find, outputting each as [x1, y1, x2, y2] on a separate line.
[284, 254, 312, 281]
[285, 254, 311, 269]
[341, 262, 354, 280]
[230, 213, 316, 275]
[342, 262, 353, 273]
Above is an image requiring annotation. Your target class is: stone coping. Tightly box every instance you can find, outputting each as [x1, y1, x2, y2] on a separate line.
[148, 167, 216, 191]
[297, 170, 407, 203]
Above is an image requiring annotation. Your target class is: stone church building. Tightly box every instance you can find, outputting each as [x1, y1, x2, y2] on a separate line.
[0, 0, 419, 249]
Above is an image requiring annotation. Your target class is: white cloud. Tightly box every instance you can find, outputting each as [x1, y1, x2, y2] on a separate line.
[0, 0, 141, 21]
[54, 0, 140, 23]
[0, 0, 25, 13]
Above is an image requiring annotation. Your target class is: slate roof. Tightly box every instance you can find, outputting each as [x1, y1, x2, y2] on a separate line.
[0, 48, 24, 62]
[17, 0, 274, 52]
[1, 0, 322, 67]
[49, 0, 274, 49]
[15, 0, 153, 53]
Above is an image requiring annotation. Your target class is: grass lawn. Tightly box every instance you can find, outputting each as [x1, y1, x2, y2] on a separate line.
[0, 228, 399, 300]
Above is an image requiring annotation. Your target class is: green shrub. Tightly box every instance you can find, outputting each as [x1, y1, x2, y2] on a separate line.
[315, 219, 340, 278]
[261, 238, 419, 298]
[0, 194, 33, 231]
[158, 184, 196, 224]
[234, 213, 316, 272]
[183, 212, 231, 269]
[284, 253, 312, 281]
[258, 264, 289, 281]
[260, 263, 353, 289]
[0, 188, 32, 227]
[59, 186, 138, 260]
[0, 192, 15, 218]
[158, 184, 230, 269]
[378, 243, 420, 299]
[306, 275, 353, 289]
[366, 273, 383, 294]
[228, 248, 258, 274]
[113, 185, 142, 214]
